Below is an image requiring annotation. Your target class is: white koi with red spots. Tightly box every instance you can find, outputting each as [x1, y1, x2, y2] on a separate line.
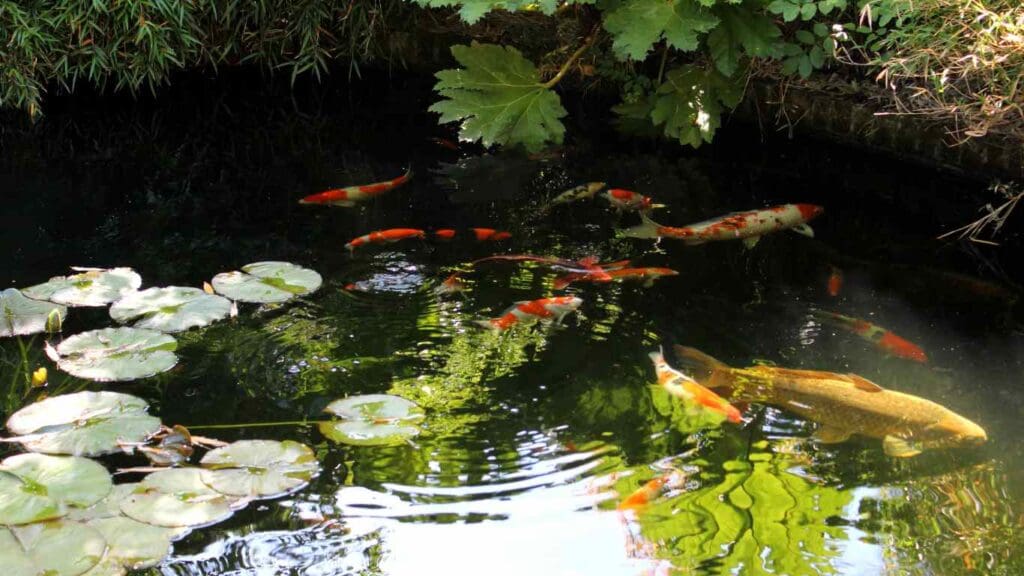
[623, 203, 823, 248]
[300, 168, 412, 207]
[475, 296, 583, 331]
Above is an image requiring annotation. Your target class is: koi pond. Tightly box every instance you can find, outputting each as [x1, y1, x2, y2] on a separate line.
[1, 76, 1022, 576]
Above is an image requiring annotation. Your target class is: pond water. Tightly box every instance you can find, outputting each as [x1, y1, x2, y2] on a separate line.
[1, 74, 1022, 576]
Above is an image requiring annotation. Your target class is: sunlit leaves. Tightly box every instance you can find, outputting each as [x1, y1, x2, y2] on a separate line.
[211, 262, 322, 304]
[50, 328, 178, 382]
[120, 469, 239, 529]
[707, 3, 782, 76]
[602, 0, 720, 60]
[0, 520, 107, 576]
[23, 268, 141, 308]
[0, 289, 67, 338]
[429, 42, 567, 153]
[320, 394, 425, 446]
[199, 440, 319, 499]
[409, 0, 572, 24]
[110, 287, 233, 333]
[0, 454, 112, 526]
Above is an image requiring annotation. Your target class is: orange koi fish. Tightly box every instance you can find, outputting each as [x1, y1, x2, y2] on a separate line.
[624, 203, 824, 248]
[472, 228, 512, 241]
[554, 266, 677, 290]
[345, 228, 426, 252]
[827, 267, 843, 297]
[617, 470, 686, 511]
[602, 189, 663, 212]
[435, 272, 467, 295]
[476, 296, 583, 330]
[299, 168, 412, 207]
[650, 349, 742, 423]
[434, 229, 457, 241]
[812, 310, 928, 363]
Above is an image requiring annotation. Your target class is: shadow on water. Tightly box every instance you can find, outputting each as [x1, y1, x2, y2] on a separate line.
[1, 71, 1023, 575]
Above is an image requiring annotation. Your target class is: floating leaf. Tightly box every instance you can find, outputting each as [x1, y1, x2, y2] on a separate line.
[85, 517, 173, 570]
[52, 328, 177, 382]
[429, 42, 567, 153]
[603, 0, 719, 60]
[0, 289, 68, 338]
[199, 440, 319, 498]
[0, 454, 112, 525]
[212, 262, 322, 304]
[23, 268, 141, 308]
[6, 391, 160, 457]
[110, 287, 232, 333]
[1, 520, 106, 576]
[319, 394, 425, 446]
[65, 484, 138, 522]
[120, 469, 239, 528]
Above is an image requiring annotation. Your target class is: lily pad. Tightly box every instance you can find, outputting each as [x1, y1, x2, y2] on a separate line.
[85, 517, 173, 570]
[120, 468, 239, 528]
[1, 520, 106, 576]
[110, 287, 233, 333]
[211, 261, 322, 303]
[65, 484, 138, 522]
[0, 289, 67, 338]
[0, 454, 112, 525]
[199, 440, 319, 499]
[51, 328, 177, 382]
[6, 391, 161, 457]
[23, 268, 141, 308]
[319, 394, 425, 447]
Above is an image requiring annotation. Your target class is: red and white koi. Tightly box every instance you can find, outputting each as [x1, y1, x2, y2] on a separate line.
[602, 189, 664, 212]
[299, 168, 412, 207]
[476, 296, 583, 331]
[471, 228, 512, 241]
[650, 349, 742, 423]
[345, 228, 426, 252]
[812, 309, 928, 363]
[624, 203, 824, 248]
[435, 272, 468, 295]
[554, 266, 677, 290]
[617, 469, 686, 512]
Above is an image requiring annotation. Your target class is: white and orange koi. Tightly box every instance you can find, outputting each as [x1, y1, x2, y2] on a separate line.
[624, 203, 823, 248]
[602, 189, 664, 212]
[300, 168, 412, 207]
[554, 266, 677, 290]
[434, 272, 468, 295]
[544, 182, 606, 210]
[476, 296, 583, 331]
[650, 349, 742, 423]
[617, 469, 687, 512]
[345, 228, 426, 252]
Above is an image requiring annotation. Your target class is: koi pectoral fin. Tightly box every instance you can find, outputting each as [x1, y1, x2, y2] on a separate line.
[812, 425, 852, 444]
[742, 236, 761, 249]
[790, 223, 815, 238]
[883, 435, 923, 458]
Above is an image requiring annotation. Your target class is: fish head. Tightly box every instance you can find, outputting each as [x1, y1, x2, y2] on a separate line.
[929, 413, 988, 449]
[651, 268, 679, 278]
[796, 204, 825, 221]
[545, 296, 583, 315]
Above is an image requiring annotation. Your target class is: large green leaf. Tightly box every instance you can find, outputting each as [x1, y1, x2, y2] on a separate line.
[199, 440, 319, 499]
[6, 391, 160, 457]
[120, 469, 240, 528]
[707, 3, 782, 75]
[319, 394, 425, 446]
[429, 42, 567, 153]
[650, 64, 744, 147]
[410, 0, 569, 24]
[23, 268, 141, 308]
[1, 520, 106, 576]
[0, 289, 67, 338]
[211, 261, 322, 304]
[603, 0, 720, 60]
[110, 287, 233, 333]
[51, 328, 178, 382]
[0, 454, 112, 525]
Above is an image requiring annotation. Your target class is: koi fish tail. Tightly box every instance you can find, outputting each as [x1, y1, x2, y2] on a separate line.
[809, 309, 857, 330]
[620, 212, 663, 239]
[671, 346, 738, 392]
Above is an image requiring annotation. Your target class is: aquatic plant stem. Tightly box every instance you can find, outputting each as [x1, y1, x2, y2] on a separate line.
[542, 28, 599, 90]
[186, 420, 332, 430]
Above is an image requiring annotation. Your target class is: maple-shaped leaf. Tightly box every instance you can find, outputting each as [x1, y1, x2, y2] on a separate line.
[603, 0, 720, 61]
[429, 42, 567, 153]
[649, 64, 743, 147]
[411, 0, 585, 24]
[707, 3, 783, 76]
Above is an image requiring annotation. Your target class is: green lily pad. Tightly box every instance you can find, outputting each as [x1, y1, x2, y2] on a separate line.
[85, 517, 173, 570]
[110, 287, 233, 333]
[65, 484, 138, 522]
[120, 469, 240, 528]
[0, 454, 112, 525]
[6, 391, 161, 457]
[1, 520, 106, 576]
[23, 268, 141, 308]
[0, 289, 67, 338]
[199, 440, 319, 498]
[80, 556, 126, 576]
[51, 328, 177, 382]
[211, 261, 322, 303]
[319, 394, 425, 447]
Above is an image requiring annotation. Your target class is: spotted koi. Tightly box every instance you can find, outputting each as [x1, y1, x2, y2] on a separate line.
[300, 168, 412, 207]
[476, 296, 583, 331]
[345, 228, 426, 252]
[624, 203, 823, 248]
[602, 189, 663, 212]
[555, 267, 678, 290]
[650, 348, 742, 423]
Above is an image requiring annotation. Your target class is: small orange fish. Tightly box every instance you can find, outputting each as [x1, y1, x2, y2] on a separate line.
[813, 310, 928, 363]
[555, 266, 677, 290]
[618, 470, 685, 511]
[435, 272, 467, 295]
[345, 228, 426, 252]
[827, 267, 843, 297]
[602, 189, 663, 212]
[434, 229, 457, 241]
[476, 296, 583, 331]
[650, 349, 742, 423]
[300, 168, 412, 207]
[472, 228, 512, 241]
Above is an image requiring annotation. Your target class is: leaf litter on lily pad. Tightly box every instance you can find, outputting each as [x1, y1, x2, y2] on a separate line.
[319, 394, 425, 446]
[110, 287, 234, 333]
[198, 439, 319, 499]
[0, 519, 107, 576]
[22, 268, 141, 308]
[211, 261, 322, 304]
[0, 453, 112, 526]
[0, 289, 67, 338]
[46, 327, 177, 382]
[4, 391, 161, 457]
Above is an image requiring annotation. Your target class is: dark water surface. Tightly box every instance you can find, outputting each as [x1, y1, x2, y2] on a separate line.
[2, 74, 1023, 575]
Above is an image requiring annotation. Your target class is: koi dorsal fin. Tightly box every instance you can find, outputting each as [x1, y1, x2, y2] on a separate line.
[848, 374, 884, 392]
